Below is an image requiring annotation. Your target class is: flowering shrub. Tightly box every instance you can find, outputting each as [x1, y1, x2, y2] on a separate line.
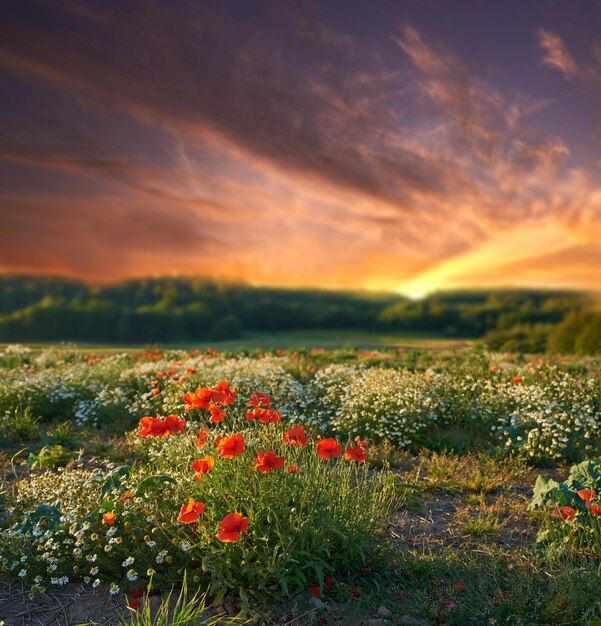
[0, 382, 400, 608]
[302, 366, 466, 447]
[492, 369, 601, 461]
[330, 368, 447, 447]
[1, 347, 600, 462]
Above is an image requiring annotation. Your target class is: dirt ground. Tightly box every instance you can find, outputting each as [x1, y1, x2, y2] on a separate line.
[0, 472, 550, 626]
[0, 583, 124, 626]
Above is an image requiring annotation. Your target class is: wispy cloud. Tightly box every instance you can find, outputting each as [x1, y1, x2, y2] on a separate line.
[537, 26, 601, 92]
[0, 1, 599, 292]
[538, 28, 578, 79]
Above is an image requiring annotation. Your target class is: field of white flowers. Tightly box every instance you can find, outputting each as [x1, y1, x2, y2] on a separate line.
[1, 344, 601, 625]
[1, 344, 599, 462]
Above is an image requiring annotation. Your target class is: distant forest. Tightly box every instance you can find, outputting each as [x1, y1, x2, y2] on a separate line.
[0, 275, 599, 353]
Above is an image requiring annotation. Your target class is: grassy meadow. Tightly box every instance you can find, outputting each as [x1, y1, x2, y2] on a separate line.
[1, 343, 601, 625]
[0, 329, 470, 353]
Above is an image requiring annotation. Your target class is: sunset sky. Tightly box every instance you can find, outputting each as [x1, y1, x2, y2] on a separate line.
[1, 0, 600, 296]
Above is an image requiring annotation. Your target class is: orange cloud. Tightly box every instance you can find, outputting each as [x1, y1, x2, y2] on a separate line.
[0, 5, 599, 294]
[538, 29, 577, 79]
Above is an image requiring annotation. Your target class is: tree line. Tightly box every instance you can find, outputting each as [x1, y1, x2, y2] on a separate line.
[0, 275, 598, 353]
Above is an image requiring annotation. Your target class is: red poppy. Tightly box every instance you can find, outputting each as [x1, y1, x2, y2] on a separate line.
[216, 512, 249, 542]
[247, 392, 271, 408]
[253, 451, 285, 473]
[138, 414, 186, 438]
[578, 489, 596, 507]
[215, 433, 245, 459]
[245, 407, 282, 423]
[127, 599, 140, 610]
[316, 438, 343, 460]
[195, 427, 210, 449]
[183, 387, 214, 411]
[262, 409, 282, 423]
[309, 587, 321, 597]
[162, 415, 187, 435]
[286, 465, 301, 474]
[102, 511, 116, 525]
[152, 388, 160, 395]
[138, 415, 161, 437]
[120, 490, 133, 503]
[442, 599, 457, 609]
[453, 582, 465, 592]
[591, 505, 601, 516]
[208, 403, 226, 423]
[138, 416, 160, 437]
[212, 381, 237, 405]
[245, 407, 262, 421]
[283, 425, 308, 446]
[191, 456, 215, 480]
[345, 446, 368, 463]
[354, 436, 368, 446]
[513, 376, 523, 384]
[556, 506, 576, 521]
[177, 498, 205, 524]
[184, 382, 236, 412]
[132, 588, 145, 598]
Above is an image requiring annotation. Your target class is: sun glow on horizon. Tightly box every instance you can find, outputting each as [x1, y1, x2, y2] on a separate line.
[0, 2, 600, 292]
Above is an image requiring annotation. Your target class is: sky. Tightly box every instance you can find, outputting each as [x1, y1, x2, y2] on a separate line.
[0, 0, 600, 296]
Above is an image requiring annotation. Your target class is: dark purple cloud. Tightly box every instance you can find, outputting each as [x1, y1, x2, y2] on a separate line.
[0, 0, 599, 291]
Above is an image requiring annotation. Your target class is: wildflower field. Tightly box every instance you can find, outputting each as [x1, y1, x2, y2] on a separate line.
[1, 344, 601, 625]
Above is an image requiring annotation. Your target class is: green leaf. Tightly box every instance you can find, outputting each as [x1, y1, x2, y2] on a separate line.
[528, 475, 560, 510]
[134, 474, 176, 497]
[566, 460, 601, 491]
[99, 465, 130, 501]
[18, 503, 62, 532]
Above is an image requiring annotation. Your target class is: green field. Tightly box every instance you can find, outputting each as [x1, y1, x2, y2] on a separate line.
[0, 329, 471, 353]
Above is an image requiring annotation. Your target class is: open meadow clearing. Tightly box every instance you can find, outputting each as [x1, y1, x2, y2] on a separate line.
[1, 344, 601, 625]
[4, 0, 601, 623]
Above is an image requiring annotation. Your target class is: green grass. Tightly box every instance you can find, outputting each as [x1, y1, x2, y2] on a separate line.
[458, 509, 504, 537]
[0, 329, 471, 352]
[417, 451, 532, 494]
